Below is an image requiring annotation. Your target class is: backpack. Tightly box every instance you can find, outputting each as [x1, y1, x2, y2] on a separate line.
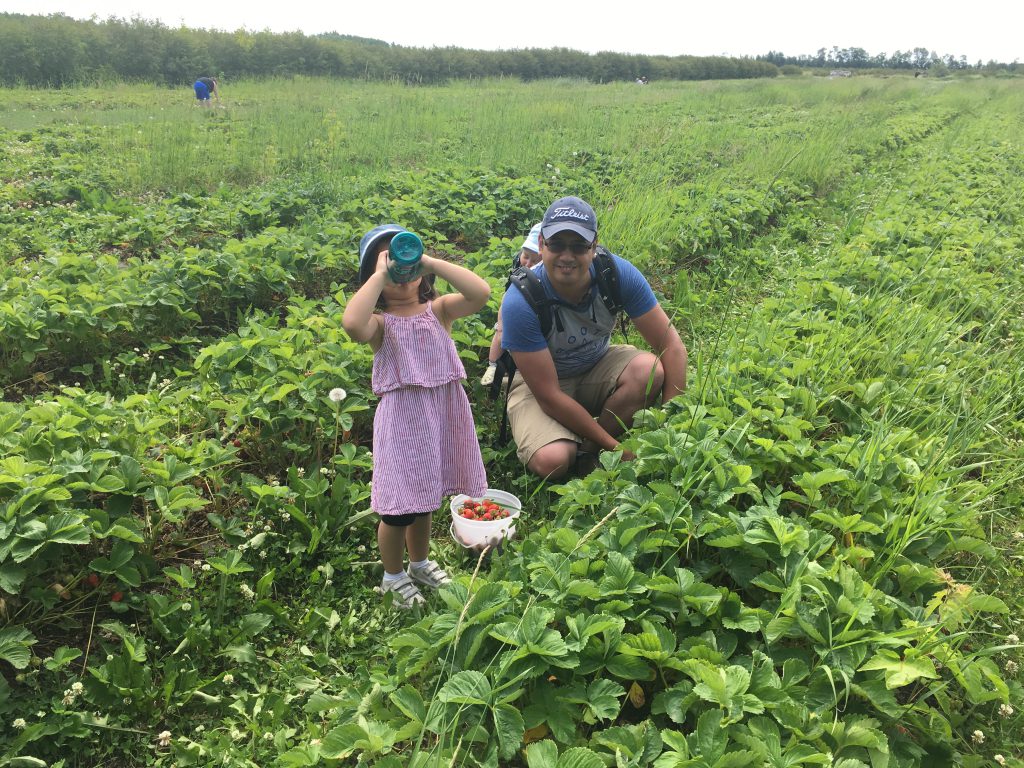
[490, 247, 628, 445]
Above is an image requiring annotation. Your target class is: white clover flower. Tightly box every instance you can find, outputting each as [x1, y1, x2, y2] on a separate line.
[230, 728, 243, 740]
[329, 388, 347, 403]
[263, 524, 271, 532]
[263, 732, 273, 741]
[70, 682, 83, 694]
[201, 563, 211, 572]
[259, 550, 267, 559]
[296, 467, 305, 477]
[995, 756, 1006, 766]
[13, 718, 26, 729]
[998, 703, 1014, 717]
[181, 602, 191, 612]
[972, 729, 985, 744]
[239, 584, 255, 599]
[319, 467, 330, 475]
[1007, 660, 1020, 675]
[157, 730, 171, 748]
[222, 673, 234, 684]
[62, 691, 75, 706]
[1014, 531, 1024, 541]
[195, 724, 205, 733]
[1008, 634, 1020, 645]
[193, 559, 202, 568]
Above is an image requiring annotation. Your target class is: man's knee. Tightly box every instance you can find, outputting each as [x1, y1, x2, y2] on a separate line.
[620, 353, 665, 398]
[526, 440, 576, 480]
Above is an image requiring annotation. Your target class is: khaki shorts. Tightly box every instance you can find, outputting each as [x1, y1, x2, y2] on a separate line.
[507, 345, 644, 465]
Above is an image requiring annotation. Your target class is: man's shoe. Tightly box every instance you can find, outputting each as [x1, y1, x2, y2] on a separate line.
[380, 573, 425, 609]
[408, 560, 452, 589]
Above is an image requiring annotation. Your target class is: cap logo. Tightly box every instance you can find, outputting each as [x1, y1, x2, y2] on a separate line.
[551, 206, 591, 222]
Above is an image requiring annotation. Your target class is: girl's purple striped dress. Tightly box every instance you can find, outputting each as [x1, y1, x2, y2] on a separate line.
[370, 302, 487, 516]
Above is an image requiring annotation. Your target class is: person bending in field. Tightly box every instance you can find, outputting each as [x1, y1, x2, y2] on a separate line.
[342, 225, 491, 609]
[499, 195, 688, 480]
[193, 76, 220, 107]
[480, 222, 543, 387]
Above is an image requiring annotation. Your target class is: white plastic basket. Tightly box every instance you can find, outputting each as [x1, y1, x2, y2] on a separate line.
[449, 489, 521, 547]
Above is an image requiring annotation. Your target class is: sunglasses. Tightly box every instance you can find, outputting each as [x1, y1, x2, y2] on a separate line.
[543, 238, 594, 255]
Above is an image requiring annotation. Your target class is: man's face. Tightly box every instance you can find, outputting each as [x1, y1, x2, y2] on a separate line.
[539, 231, 596, 293]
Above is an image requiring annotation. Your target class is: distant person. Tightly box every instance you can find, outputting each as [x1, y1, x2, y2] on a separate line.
[481, 222, 543, 387]
[499, 195, 688, 479]
[193, 77, 220, 107]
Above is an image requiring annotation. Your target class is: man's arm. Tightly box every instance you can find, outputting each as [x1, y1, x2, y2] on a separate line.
[511, 348, 620, 452]
[631, 304, 687, 401]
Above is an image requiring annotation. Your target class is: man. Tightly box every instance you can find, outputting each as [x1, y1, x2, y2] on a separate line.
[193, 76, 220, 107]
[500, 196, 688, 479]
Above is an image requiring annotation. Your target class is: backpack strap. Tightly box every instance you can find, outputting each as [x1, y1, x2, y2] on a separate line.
[593, 247, 624, 314]
[508, 265, 562, 338]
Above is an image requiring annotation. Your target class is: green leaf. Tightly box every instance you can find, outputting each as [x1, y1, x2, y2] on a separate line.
[557, 747, 605, 768]
[0, 562, 27, 594]
[0, 625, 36, 669]
[494, 702, 525, 759]
[320, 723, 367, 760]
[859, 650, 938, 689]
[526, 740, 559, 768]
[44, 646, 82, 671]
[389, 685, 426, 722]
[437, 670, 491, 706]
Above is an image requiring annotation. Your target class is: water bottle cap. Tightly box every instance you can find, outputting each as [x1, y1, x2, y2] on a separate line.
[389, 231, 423, 264]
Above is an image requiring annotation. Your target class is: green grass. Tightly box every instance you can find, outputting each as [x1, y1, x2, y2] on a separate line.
[0, 75, 1022, 767]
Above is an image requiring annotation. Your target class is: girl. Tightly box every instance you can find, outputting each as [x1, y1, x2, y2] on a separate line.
[343, 225, 490, 609]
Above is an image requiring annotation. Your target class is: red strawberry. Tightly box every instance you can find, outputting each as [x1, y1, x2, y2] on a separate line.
[111, 591, 123, 602]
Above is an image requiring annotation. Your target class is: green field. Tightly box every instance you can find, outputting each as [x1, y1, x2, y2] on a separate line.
[1, 76, 1023, 767]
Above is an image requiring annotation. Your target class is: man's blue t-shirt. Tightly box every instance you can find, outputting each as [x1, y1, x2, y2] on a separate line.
[500, 254, 657, 379]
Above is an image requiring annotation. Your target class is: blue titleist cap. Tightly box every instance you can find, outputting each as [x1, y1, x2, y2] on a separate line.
[540, 196, 597, 241]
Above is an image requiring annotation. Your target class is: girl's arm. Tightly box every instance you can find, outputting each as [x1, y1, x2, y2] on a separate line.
[342, 256, 388, 346]
[426, 255, 491, 327]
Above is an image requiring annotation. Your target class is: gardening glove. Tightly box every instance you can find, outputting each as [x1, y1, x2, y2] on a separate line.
[480, 362, 497, 387]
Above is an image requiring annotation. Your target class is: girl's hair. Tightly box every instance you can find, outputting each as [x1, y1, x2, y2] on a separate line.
[376, 274, 438, 310]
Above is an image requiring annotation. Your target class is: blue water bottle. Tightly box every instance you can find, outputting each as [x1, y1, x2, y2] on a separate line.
[387, 232, 424, 283]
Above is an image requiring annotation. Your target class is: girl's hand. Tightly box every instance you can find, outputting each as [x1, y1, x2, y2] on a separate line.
[419, 253, 437, 274]
[375, 251, 394, 282]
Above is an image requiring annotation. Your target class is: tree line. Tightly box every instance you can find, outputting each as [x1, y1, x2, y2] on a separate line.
[0, 13, 781, 87]
[2, 14, 1016, 89]
[758, 46, 1020, 73]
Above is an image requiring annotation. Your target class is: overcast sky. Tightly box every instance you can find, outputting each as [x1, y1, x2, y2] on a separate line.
[2, 0, 1020, 64]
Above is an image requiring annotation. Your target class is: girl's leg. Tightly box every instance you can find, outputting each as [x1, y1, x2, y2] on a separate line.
[405, 513, 433, 563]
[378, 520, 407, 574]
